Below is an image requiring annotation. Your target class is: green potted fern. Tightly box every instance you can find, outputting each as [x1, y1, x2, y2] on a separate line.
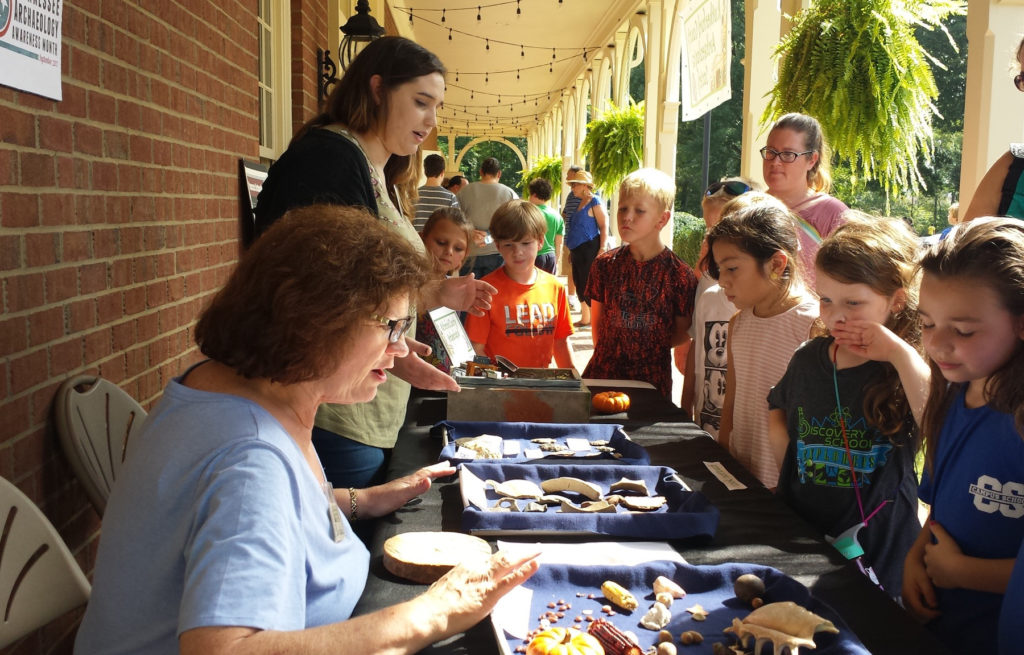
[581, 99, 645, 196]
[764, 0, 964, 203]
[519, 156, 563, 197]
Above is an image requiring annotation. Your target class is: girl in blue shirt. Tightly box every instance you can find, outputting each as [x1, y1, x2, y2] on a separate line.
[904, 219, 1024, 654]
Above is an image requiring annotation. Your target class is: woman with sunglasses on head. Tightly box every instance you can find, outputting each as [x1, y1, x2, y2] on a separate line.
[252, 37, 496, 494]
[962, 35, 1024, 222]
[761, 113, 850, 288]
[76, 205, 539, 655]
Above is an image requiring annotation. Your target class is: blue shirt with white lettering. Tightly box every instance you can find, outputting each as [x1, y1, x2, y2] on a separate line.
[919, 385, 1024, 654]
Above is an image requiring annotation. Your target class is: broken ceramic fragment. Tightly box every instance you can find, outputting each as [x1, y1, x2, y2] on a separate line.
[486, 478, 543, 499]
[541, 476, 603, 500]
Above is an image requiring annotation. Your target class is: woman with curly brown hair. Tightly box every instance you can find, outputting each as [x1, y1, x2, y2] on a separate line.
[76, 205, 537, 655]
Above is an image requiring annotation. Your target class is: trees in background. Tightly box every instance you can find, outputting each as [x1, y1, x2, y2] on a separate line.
[674, 0, 966, 234]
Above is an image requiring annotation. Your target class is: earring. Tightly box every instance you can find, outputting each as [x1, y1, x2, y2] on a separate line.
[769, 271, 780, 282]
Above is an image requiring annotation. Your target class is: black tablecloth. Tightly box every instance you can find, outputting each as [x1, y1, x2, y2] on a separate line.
[353, 386, 950, 655]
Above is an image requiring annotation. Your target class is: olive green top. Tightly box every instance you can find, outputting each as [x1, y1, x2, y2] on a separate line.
[315, 126, 424, 448]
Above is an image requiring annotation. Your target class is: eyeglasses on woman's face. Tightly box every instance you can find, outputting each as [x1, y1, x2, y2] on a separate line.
[705, 180, 752, 197]
[371, 314, 414, 343]
[760, 146, 814, 163]
[1015, 72, 1024, 92]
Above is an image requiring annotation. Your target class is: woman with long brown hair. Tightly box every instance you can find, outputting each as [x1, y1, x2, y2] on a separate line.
[254, 37, 495, 491]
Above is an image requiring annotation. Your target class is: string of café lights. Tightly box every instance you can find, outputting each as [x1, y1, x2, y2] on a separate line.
[392, 1, 606, 131]
[390, 2, 603, 71]
[438, 83, 582, 131]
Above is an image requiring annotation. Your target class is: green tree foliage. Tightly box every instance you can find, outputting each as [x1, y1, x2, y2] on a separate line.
[454, 136, 528, 190]
[671, 211, 706, 268]
[519, 156, 563, 197]
[765, 0, 965, 205]
[581, 99, 646, 195]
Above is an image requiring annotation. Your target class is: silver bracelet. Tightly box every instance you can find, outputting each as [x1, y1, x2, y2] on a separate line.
[348, 487, 359, 521]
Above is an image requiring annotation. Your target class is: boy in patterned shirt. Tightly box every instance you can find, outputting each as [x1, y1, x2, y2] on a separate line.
[583, 168, 697, 398]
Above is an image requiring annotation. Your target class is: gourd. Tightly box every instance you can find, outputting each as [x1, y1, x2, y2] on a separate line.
[527, 627, 604, 655]
[592, 391, 630, 413]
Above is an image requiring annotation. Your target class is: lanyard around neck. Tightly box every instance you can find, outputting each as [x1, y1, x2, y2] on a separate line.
[830, 342, 890, 526]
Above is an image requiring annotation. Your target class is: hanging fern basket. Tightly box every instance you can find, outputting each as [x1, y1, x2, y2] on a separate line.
[764, 0, 964, 202]
[520, 156, 563, 198]
[581, 100, 645, 196]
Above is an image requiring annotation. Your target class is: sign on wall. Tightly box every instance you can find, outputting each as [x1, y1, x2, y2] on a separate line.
[0, 0, 64, 101]
[679, 0, 731, 121]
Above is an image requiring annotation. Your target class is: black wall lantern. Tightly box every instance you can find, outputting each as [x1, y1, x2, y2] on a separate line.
[318, 0, 386, 103]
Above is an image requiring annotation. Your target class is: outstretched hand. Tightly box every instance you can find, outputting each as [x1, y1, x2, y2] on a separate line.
[360, 461, 457, 518]
[421, 549, 540, 636]
[390, 337, 460, 392]
[440, 274, 497, 317]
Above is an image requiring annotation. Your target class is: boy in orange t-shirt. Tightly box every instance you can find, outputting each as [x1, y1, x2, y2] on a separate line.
[464, 200, 574, 368]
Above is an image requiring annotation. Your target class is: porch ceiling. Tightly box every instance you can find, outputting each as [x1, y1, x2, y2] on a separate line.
[389, 0, 643, 137]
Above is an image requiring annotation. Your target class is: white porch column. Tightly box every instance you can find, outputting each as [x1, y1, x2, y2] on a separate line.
[740, 0, 784, 186]
[642, 1, 664, 167]
[959, 0, 1024, 211]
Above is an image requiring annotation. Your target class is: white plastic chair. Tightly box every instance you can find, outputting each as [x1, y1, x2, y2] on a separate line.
[0, 476, 91, 648]
[54, 375, 147, 516]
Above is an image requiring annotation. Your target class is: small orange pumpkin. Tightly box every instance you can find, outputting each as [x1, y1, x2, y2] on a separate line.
[527, 627, 604, 655]
[592, 391, 630, 413]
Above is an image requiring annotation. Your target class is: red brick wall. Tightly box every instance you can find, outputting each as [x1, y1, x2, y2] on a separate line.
[291, 0, 328, 134]
[0, 1, 275, 652]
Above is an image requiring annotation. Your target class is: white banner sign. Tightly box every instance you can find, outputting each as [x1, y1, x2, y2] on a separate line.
[0, 0, 63, 100]
[679, 0, 731, 121]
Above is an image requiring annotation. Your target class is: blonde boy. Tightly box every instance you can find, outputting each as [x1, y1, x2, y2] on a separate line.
[464, 200, 574, 368]
[582, 168, 698, 397]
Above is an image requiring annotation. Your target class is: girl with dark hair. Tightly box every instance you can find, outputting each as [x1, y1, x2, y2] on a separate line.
[904, 218, 1024, 654]
[705, 203, 820, 488]
[761, 112, 849, 288]
[252, 37, 496, 491]
[767, 215, 928, 595]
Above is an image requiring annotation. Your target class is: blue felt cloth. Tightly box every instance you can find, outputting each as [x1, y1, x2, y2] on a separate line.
[438, 421, 650, 466]
[461, 463, 718, 539]
[504, 560, 869, 654]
